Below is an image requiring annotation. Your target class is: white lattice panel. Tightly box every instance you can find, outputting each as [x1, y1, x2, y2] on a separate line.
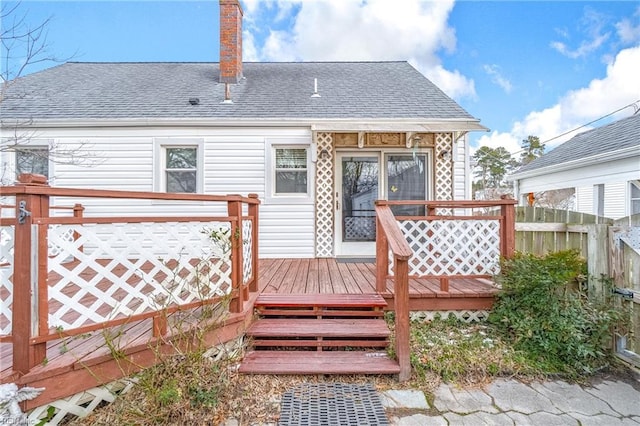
[435, 133, 453, 206]
[28, 378, 136, 425]
[394, 219, 501, 276]
[242, 219, 252, 283]
[0, 225, 14, 335]
[46, 221, 232, 331]
[315, 132, 334, 257]
[410, 310, 490, 323]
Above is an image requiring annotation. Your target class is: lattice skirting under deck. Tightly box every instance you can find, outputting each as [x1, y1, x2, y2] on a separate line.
[26, 337, 246, 425]
[410, 310, 490, 323]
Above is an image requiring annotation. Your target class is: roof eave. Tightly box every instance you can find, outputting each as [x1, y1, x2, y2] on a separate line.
[507, 145, 640, 182]
[1, 117, 488, 132]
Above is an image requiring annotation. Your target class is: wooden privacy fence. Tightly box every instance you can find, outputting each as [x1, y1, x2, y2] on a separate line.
[514, 206, 640, 364]
[374, 198, 517, 382]
[0, 174, 260, 376]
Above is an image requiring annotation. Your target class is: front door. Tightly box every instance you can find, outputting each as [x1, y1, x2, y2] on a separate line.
[335, 151, 429, 257]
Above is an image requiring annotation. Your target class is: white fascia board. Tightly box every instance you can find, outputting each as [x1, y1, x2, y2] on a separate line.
[507, 145, 640, 181]
[4, 117, 488, 132]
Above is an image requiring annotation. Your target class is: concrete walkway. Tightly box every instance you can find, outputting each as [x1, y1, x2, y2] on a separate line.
[384, 377, 640, 425]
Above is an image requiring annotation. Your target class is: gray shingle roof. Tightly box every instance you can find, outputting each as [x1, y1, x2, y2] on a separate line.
[1, 61, 478, 122]
[513, 113, 640, 175]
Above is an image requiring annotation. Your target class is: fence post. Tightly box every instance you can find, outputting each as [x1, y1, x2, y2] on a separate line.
[227, 197, 244, 313]
[248, 194, 259, 293]
[587, 224, 609, 303]
[12, 173, 49, 373]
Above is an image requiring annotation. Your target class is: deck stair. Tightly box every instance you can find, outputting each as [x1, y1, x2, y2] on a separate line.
[239, 294, 401, 375]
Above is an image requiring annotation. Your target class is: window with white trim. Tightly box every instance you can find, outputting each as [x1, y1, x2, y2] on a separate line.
[630, 180, 640, 215]
[266, 139, 313, 204]
[16, 146, 49, 177]
[155, 139, 203, 193]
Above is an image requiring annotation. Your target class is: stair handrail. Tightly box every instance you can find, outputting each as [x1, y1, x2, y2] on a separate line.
[375, 202, 412, 381]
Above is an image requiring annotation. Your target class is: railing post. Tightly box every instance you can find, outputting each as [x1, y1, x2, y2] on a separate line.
[394, 256, 411, 382]
[72, 203, 84, 255]
[248, 194, 259, 293]
[227, 197, 244, 313]
[500, 199, 516, 259]
[376, 214, 389, 293]
[12, 173, 49, 373]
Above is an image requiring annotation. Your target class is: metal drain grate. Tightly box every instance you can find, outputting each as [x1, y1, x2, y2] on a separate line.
[279, 382, 389, 426]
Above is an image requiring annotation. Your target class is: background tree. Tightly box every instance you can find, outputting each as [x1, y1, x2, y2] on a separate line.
[472, 146, 518, 191]
[519, 135, 545, 165]
[1, 2, 93, 184]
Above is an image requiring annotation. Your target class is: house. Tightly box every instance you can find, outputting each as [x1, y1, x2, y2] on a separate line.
[508, 113, 640, 219]
[0, 0, 487, 258]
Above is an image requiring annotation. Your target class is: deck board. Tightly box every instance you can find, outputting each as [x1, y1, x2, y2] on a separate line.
[2, 257, 498, 408]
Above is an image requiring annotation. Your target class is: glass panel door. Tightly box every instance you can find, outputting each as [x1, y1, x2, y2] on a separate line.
[386, 154, 427, 216]
[335, 153, 380, 257]
[342, 156, 379, 242]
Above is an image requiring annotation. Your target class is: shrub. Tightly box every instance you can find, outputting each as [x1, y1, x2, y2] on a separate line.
[488, 250, 619, 376]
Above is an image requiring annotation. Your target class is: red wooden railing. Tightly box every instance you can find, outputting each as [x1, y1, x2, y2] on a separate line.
[1, 174, 260, 375]
[375, 198, 516, 382]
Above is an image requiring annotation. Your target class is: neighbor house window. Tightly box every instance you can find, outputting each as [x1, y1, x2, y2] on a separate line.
[274, 147, 308, 194]
[631, 180, 640, 215]
[155, 139, 204, 193]
[16, 147, 49, 177]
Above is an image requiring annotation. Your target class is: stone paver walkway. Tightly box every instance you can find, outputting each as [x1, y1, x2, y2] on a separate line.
[385, 378, 640, 425]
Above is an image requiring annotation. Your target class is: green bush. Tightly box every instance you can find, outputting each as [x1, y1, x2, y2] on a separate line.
[488, 250, 619, 376]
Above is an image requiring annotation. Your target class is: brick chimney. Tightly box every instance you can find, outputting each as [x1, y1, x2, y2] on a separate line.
[219, 0, 243, 83]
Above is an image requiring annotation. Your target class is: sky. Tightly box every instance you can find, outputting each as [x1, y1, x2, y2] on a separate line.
[3, 0, 640, 157]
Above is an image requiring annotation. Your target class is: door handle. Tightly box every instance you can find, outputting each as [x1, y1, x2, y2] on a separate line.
[336, 191, 339, 210]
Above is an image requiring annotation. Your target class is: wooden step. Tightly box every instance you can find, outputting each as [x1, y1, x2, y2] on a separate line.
[246, 318, 390, 339]
[255, 293, 387, 308]
[255, 293, 387, 318]
[239, 350, 401, 375]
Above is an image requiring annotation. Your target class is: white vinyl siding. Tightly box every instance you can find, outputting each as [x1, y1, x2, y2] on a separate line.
[453, 136, 468, 200]
[604, 182, 625, 219]
[20, 127, 314, 258]
[576, 183, 629, 220]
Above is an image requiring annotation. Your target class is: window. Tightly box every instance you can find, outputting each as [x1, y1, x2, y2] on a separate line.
[275, 148, 308, 194]
[165, 147, 197, 193]
[265, 139, 313, 204]
[16, 147, 49, 177]
[155, 139, 203, 193]
[631, 180, 640, 215]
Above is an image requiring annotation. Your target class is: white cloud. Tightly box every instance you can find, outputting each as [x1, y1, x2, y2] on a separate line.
[551, 7, 610, 59]
[616, 6, 640, 44]
[242, 0, 476, 100]
[476, 45, 640, 154]
[483, 64, 513, 94]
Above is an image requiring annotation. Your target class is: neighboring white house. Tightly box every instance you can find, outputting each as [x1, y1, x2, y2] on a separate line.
[0, 0, 487, 258]
[508, 113, 640, 219]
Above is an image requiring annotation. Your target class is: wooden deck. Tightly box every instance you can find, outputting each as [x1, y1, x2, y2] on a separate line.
[1, 257, 499, 409]
[259, 258, 499, 311]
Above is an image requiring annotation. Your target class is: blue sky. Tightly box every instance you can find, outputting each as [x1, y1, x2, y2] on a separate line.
[3, 0, 640, 155]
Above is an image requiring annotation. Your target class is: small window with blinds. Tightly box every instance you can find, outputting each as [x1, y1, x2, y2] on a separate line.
[274, 147, 308, 194]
